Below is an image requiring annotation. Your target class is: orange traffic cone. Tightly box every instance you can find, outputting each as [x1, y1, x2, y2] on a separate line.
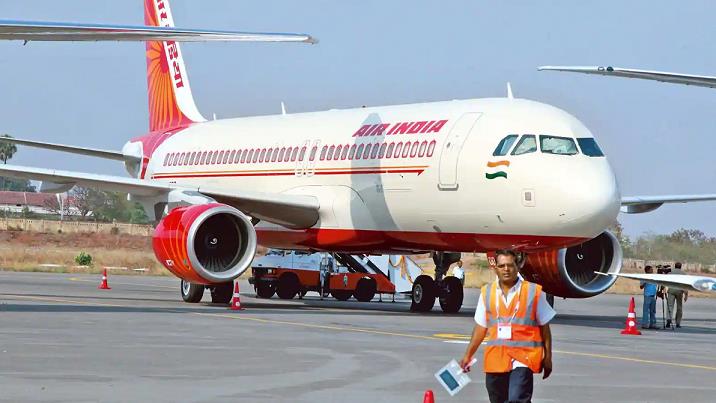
[229, 281, 244, 311]
[98, 268, 111, 290]
[423, 389, 434, 403]
[620, 297, 641, 335]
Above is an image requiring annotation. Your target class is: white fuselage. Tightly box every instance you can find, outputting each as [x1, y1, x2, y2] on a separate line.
[137, 98, 620, 253]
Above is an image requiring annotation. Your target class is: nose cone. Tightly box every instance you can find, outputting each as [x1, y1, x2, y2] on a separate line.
[559, 159, 621, 238]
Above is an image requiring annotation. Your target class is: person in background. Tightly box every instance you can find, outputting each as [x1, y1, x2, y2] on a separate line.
[665, 262, 688, 328]
[452, 260, 465, 285]
[640, 265, 658, 329]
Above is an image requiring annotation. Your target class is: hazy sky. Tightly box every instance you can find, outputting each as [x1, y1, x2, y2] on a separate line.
[1, 0, 716, 237]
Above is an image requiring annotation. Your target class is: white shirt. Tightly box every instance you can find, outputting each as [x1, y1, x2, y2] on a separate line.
[474, 277, 556, 369]
[453, 266, 465, 279]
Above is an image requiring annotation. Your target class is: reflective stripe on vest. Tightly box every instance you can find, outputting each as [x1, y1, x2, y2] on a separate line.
[485, 340, 544, 347]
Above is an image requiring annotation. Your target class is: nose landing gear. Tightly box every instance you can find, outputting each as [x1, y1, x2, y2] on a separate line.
[410, 251, 464, 313]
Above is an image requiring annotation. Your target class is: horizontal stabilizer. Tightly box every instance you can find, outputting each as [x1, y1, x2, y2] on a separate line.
[538, 65, 716, 88]
[4, 137, 137, 162]
[0, 20, 317, 43]
[621, 194, 716, 214]
[597, 272, 716, 293]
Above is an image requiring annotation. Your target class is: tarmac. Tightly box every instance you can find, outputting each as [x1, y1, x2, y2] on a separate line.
[1, 270, 715, 402]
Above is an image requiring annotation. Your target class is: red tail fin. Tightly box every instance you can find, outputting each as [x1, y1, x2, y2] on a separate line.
[144, 0, 205, 132]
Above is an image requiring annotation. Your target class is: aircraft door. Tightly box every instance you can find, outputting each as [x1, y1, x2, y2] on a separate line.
[437, 112, 482, 190]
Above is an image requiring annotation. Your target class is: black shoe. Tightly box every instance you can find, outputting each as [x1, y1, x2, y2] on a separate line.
[676, 324, 681, 328]
[666, 320, 672, 328]
[649, 325, 659, 329]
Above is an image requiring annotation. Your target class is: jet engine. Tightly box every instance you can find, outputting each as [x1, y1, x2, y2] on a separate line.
[153, 203, 257, 285]
[520, 231, 622, 298]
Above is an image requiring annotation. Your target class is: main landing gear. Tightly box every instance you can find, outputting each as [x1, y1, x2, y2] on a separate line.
[410, 252, 464, 313]
[180, 280, 234, 305]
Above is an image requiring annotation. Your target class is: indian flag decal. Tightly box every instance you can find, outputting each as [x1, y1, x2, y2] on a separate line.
[485, 160, 509, 179]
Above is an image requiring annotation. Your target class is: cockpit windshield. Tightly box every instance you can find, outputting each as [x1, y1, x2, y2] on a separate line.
[493, 135, 518, 156]
[577, 138, 605, 157]
[511, 135, 537, 155]
[539, 135, 578, 155]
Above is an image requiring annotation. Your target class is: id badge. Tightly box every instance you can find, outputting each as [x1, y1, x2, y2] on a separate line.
[497, 323, 512, 340]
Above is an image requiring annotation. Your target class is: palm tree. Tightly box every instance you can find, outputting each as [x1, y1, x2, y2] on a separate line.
[0, 134, 17, 190]
[0, 134, 16, 164]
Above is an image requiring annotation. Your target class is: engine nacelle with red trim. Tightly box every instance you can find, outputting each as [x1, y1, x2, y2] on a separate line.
[520, 231, 622, 298]
[153, 203, 257, 285]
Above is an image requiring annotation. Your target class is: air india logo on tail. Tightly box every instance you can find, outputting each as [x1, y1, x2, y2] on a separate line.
[485, 160, 509, 180]
[144, 0, 205, 132]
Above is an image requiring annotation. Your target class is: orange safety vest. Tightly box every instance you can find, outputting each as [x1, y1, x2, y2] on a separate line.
[482, 280, 544, 373]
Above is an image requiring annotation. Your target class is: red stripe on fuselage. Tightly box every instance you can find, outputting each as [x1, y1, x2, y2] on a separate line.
[255, 227, 588, 254]
[151, 167, 425, 179]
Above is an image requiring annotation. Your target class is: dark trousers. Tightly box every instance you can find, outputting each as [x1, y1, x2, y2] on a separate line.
[485, 367, 534, 403]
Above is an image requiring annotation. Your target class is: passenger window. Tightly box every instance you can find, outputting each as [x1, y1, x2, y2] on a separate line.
[341, 144, 349, 160]
[363, 143, 372, 159]
[511, 135, 537, 155]
[577, 138, 604, 157]
[427, 140, 436, 157]
[540, 135, 578, 155]
[386, 143, 395, 158]
[493, 135, 518, 156]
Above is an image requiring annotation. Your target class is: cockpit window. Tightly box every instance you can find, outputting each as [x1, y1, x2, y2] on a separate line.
[511, 135, 537, 155]
[493, 135, 518, 156]
[577, 138, 605, 157]
[540, 135, 578, 155]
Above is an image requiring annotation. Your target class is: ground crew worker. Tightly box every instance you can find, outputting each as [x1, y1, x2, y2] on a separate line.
[640, 265, 658, 329]
[460, 249, 554, 403]
[453, 260, 465, 285]
[665, 262, 688, 328]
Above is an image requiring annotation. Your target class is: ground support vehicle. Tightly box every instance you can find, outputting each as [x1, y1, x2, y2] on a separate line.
[249, 250, 464, 312]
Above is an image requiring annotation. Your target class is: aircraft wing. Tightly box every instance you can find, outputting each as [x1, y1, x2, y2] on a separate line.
[621, 195, 716, 214]
[538, 66, 716, 88]
[0, 164, 319, 229]
[1, 137, 134, 162]
[0, 20, 316, 43]
[598, 272, 716, 294]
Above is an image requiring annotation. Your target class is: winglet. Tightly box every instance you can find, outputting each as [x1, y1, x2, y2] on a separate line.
[506, 82, 514, 99]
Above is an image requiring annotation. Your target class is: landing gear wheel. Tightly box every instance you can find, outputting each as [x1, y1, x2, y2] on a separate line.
[411, 275, 436, 312]
[332, 290, 352, 301]
[210, 282, 233, 304]
[276, 274, 299, 300]
[181, 280, 204, 303]
[255, 282, 276, 299]
[354, 278, 377, 302]
[439, 277, 464, 313]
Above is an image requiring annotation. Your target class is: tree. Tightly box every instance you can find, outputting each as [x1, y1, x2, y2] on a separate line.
[70, 186, 106, 218]
[0, 134, 16, 164]
[43, 194, 73, 217]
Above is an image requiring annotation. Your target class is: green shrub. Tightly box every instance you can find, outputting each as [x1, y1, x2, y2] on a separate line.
[75, 251, 93, 266]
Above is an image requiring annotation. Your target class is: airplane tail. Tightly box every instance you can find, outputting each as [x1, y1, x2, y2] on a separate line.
[144, 0, 206, 132]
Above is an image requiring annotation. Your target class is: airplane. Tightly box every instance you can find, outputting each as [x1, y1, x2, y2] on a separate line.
[538, 65, 716, 89]
[596, 272, 716, 294]
[3, 0, 716, 313]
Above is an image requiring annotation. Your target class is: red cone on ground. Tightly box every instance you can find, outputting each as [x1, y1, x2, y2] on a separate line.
[229, 281, 244, 311]
[423, 389, 434, 403]
[98, 268, 111, 290]
[620, 297, 641, 335]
